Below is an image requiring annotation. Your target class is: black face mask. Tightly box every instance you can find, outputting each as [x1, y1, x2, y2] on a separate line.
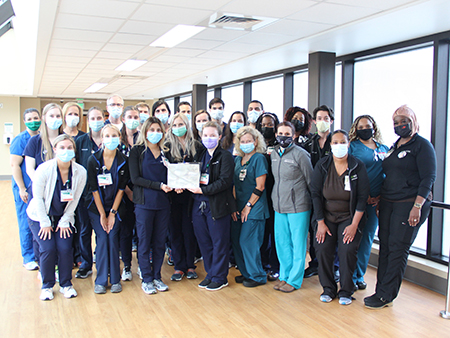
[394, 123, 412, 138]
[356, 128, 373, 141]
[291, 119, 304, 132]
[276, 136, 293, 148]
[261, 127, 275, 139]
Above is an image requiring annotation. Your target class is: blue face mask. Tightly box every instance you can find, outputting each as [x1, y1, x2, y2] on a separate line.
[147, 131, 163, 144]
[247, 111, 260, 124]
[125, 119, 139, 130]
[240, 142, 255, 154]
[46, 118, 62, 130]
[230, 122, 244, 134]
[140, 113, 149, 124]
[185, 113, 191, 122]
[156, 113, 169, 125]
[103, 137, 120, 150]
[109, 107, 122, 119]
[56, 149, 75, 163]
[89, 120, 104, 132]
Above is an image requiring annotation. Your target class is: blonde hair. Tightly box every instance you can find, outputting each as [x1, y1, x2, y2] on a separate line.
[136, 116, 168, 151]
[165, 113, 197, 162]
[107, 94, 123, 106]
[41, 103, 63, 162]
[53, 134, 76, 152]
[62, 102, 83, 130]
[234, 126, 266, 157]
[101, 124, 121, 139]
[349, 115, 383, 143]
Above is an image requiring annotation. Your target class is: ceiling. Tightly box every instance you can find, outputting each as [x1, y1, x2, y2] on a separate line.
[2, 0, 450, 100]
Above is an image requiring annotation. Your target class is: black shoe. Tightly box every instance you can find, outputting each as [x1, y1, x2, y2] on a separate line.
[75, 268, 92, 279]
[198, 279, 211, 288]
[353, 284, 358, 293]
[356, 281, 367, 290]
[304, 266, 318, 278]
[364, 294, 392, 309]
[243, 279, 266, 288]
[267, 271, 279, 281]
[206, 281, 228, 291]
[235, 275, 246, 283]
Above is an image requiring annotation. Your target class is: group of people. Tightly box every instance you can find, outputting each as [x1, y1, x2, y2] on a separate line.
[10, 95, 436, 309]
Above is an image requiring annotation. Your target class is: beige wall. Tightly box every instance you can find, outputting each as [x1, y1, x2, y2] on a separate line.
[20, 97, 41, 131]
[0, 96, 21, 176]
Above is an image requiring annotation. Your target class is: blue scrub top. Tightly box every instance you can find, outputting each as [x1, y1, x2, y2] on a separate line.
[139, 149, 170, 210]
[23, 134, 50, 169]
[349, 139, 389, 197]
[194, 150, 211, 203]
[10, 130, 32, 190]
[234, 152, 270, 220]
[49, 165, 72, 217]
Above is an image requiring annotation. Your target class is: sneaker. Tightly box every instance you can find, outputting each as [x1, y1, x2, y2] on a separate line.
[268, 271, 279, 281]
[93, 253, 96, 263]
[198, 279, 211, 288]
[186, 269, 198, 279]
[59, 286, 77, 299]
[356, 281, 367, 290]
[364, 294, 393, 309]
[243, 279, 266, 288]
[94, 285, 106, 294]
[132, 244, 138, 252]
[166, 248, 173, 266]
[153, 279, 169, 292]
[206, 281, 228, 291]
[339, 297, 352, 305]
[122, 266, 132, 281]
[235, 275, 245, 283]
[55, 266, 59, 283]
[75, 268, 93, 279]
[171, 270, 185, 281]
[24, 261, 39, 271]
[320, 295, 333, 303]
[194, 256, 203, 264]
[111, 283, 122, 293]
[137, 266, 142, 279]
[40, 288, 54, 301]
[142, 282, 157, 295]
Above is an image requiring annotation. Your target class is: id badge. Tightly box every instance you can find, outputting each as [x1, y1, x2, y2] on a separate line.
[61, 189, 74, 202]
[200, 173, 209, 185]
[344, 175, 351, 191]
[267, 146, 274, 155]
[239, 169, 247, 181]
[98, 173, 113, 186]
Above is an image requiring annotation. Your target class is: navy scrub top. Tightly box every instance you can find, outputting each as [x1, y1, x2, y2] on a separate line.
[23, 134, 49, 169]
[194, 150, 211, 203]
[101, 157, 118, 211]
[49, 165, 72, 217]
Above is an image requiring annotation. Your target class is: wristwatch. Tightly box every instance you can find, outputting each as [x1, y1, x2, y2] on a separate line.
[413, 202, 422, 209]
[110, 209, 118, 215]
[246, 202, 253, 208]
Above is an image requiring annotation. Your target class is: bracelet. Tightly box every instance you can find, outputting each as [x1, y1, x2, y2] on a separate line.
[414, 202, 422, 209]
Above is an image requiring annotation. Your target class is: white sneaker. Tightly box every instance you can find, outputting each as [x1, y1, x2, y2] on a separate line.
[339, 297, 352, 305]
[153, 279, 169, 292]
[24, 261, 39, 271]
[40, 288, 54, 301]
[320, 295, 333, 303]
[122, 267, 132, 281]
[59, 286, 77, 299]
[141, 282, 157, 295]
[137, 266, 142, 280]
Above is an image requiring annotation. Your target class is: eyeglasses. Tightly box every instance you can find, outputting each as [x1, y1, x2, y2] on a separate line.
[109, 103, 123, 107]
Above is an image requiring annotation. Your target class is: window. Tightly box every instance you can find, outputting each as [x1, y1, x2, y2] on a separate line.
[180, 94, 192, 105]
[207, 89, 214, 108]
[165, 98, 175, 115]
[353, 46, 434, 252]
[221, 83, 243, 123]
[252, 75, 284, 122]
[293, 70, 308, 110]
[334, 63, 342, 130]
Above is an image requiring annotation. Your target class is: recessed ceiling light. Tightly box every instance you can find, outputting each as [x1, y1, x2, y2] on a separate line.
[150, 24, 205, 48]
[115, 59, 148, 72]
[84, 82, 108, 93]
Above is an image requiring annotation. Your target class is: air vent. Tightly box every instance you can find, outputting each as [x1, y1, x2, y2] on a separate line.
[203, 12, 278, 31]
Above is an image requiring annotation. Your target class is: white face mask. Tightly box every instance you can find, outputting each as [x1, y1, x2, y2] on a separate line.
[247, 111, 260, 124]
[210, 109, 224, 121]
[65, 115, 79, 128]
[316, 120, 330, 133]
[331, 144, 348, 158]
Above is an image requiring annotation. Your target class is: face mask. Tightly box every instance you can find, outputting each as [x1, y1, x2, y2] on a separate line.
[196, 122, 206, 133]
[331, 144, 348, 158]
[210, 110, 224, 120]
[109, 107, 123, 119]
[292, 119, 304, 132]
[147, 131, 163, 144]
[184, 113, 191, 122]
[202, 137, 218, 149]
[394, 123, 412, 138]
[56, 149, 75, 163]
[356, 128, 373, 141]
[140, 113, 149, 124]
[46, 117, 62, 130]
[172, 125, 187, 137]
[156, 113, 169, 125]
[247, 111, 260, 124]
[25, 121, 41, 131]
[125, 119, 139, 130]
[89, 120, 104, 133]
[65, 116, 79, 128]
[316, 120, 330, 133]
[230, 122, 244, 134]
[103, 137, 120, 150]
[276, 136, 293, 148]
[240, 142, 255, 154]
[261, 127, 275, 139]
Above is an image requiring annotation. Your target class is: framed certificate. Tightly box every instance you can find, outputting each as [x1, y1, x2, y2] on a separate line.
[167, 162, 201, 189]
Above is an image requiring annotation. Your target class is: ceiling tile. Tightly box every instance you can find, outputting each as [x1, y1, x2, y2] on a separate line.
[50, 39, 106, 51]
[109, 33, 158, 45]
[220, 0, 318, 18]
[193, 27, 249, 41]
[327, 0, 417, 10]
[144, 0, 232, 11]
[234, 32, 299, 46]
[162, 48, 205, 58]
[151, 55, 189, 63]
[130, 4, 213, 25]
[176, 38, 225, 50]
[214, 42, 269, 54]
[119, 21, 175, 36]
[58, 0, 141, 19]
[96, 50, 135, 59]
[52, 28, 114, 42]
[257, 19, 333, 37]
[101, 43, 145, 53]
[54, 13, 125, 32]
[48, 48, 98, 58]
[46, 55, 93, 64]
[197, 50, 247, 60]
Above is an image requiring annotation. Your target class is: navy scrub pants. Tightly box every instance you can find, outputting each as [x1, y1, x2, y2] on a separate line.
[119, 197, 135, 268]
[77, 203, 93, 271]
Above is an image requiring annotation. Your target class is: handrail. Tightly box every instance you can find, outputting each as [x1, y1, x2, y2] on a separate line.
[430, 201, 450, 319]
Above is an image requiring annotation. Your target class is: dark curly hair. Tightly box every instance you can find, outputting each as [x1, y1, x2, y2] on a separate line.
[284, 106, 312, 136]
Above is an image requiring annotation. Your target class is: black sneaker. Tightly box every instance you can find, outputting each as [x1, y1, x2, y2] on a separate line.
[206, 281, 228, 291]
[235, 275, 245, 283]
[243, 279, 266, 288]
[356, 281, 367, 290]
[198, 279, 211, 288]
[304, 266, 318, 278]
[364, 294, 392, 309]
[75, 268, 92, 279]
